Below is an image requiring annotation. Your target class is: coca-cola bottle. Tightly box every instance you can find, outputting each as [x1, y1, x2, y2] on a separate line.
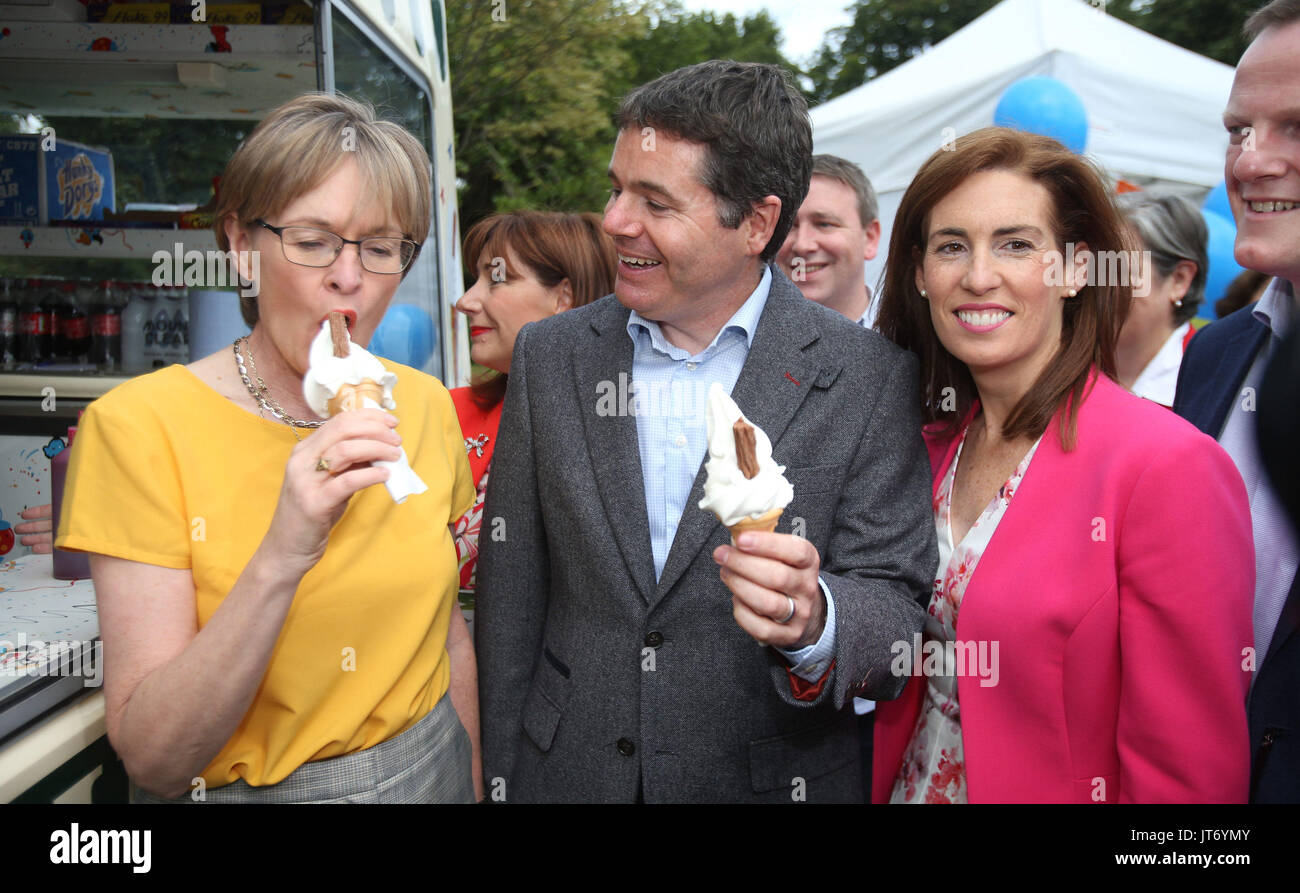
[91, 280, 122, 371]
[59, 281, 91, 361]
[18, 278, 51, 364]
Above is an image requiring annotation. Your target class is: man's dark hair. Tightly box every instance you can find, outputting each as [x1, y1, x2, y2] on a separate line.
[1245, 0, 1300, 39]
[617, 60, 812, 262]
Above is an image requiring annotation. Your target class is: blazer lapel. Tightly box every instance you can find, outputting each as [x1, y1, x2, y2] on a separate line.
[1263, 571, 1300, 670]
[1204, 319, 1269, 437]
[652, 268, 821, 606]
[573, 301, 657, 603]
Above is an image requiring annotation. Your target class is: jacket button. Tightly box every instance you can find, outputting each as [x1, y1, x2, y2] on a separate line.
[644, 631, 663, 648]
[617, 738, 636, 756]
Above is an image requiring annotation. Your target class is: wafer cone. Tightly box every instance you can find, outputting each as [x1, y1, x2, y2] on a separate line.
[725, 507, 783, 544]
[328, 379, 385, 415]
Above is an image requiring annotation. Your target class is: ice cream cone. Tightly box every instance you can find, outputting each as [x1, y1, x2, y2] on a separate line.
[328, 379, 386, 415]
[725, 507, 783, 544]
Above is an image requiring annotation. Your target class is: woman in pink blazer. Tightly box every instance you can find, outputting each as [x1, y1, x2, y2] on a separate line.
[873, 127, 1254, 803]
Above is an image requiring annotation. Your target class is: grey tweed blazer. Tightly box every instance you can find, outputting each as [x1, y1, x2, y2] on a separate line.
[475, 264, 936, 803]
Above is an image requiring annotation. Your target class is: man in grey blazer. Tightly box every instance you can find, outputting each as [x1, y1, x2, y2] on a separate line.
[475, 60, 936, 803]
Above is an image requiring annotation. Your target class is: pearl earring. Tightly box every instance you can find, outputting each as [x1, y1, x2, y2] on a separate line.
[1067, 288, 1078, 297]
[1175, 298, 1183, 307]
[920, 289, 928, 298]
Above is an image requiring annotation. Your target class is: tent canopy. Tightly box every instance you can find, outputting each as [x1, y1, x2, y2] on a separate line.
[809, 0, 1237, 303]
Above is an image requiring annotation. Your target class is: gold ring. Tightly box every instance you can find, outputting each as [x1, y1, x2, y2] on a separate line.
[315, 456, 331, 473]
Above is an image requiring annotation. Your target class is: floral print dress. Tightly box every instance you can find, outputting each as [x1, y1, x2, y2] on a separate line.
[889, 424, 1042, 804]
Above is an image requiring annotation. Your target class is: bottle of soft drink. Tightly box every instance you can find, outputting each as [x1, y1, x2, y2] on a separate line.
[59, 281, 91, 361]
[121, 282, 153, 374]
[49, 279, 70, 359]
[164, 287, 189, 363]
[147, 288, 170, 368]
[18, 277, 51, 364]
[91, 280, 122, 372]
[0, 278, 16, 368]
[51, 426, 91, 581]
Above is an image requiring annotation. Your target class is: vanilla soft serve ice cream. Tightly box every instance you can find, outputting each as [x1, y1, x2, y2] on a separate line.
[302, 318, 426, 504]
[697, 382, 793, 527]
[303, 319, 398, 417]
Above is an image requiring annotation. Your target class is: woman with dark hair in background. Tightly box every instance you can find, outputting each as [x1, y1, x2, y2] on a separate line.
[1114, 193, 1207, 407]
[451, 211, 616, 605]
[873, 127, 1253, 803]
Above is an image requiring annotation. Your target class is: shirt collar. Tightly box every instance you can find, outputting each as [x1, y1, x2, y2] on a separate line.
[1253, 277, 1296, 339]
[857, 284, 874, 327]
[626, 265, 772, 358]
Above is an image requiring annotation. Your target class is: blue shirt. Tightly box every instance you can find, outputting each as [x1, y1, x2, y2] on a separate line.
[626, 266, 835, 680]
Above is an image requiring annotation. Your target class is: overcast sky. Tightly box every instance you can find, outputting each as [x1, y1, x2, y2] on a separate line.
[675, 0, 856, 64]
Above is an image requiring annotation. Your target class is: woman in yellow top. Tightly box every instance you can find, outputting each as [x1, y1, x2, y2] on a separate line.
[56, 93, 478, 803]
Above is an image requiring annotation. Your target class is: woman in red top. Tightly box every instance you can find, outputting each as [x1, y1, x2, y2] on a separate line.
[451, 211, 616, 604]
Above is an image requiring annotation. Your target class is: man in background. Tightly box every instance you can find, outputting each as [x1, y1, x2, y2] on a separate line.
[777, 154, 886, 797]
[777, 154, 881, 327]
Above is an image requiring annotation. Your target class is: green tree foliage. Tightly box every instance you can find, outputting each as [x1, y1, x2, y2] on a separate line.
[1107, 0, 1257, 67]
[805, 0, 998, 104]
[613, 1, 795, 96]
[448, 0, 636, 229]
[448, 0, 795, 233]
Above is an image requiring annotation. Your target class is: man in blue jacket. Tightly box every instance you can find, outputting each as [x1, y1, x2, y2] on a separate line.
[1173, 0, 1300, 803]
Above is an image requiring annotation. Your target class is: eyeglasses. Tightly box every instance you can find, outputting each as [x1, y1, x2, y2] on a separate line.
[255, 220, 420, 274]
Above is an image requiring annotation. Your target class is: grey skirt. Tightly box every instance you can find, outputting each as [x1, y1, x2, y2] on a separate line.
[133, 692, 474, 804]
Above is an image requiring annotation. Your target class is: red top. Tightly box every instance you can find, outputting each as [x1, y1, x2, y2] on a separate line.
[450, 386, 504, 593]
[450, 386, 503, 485]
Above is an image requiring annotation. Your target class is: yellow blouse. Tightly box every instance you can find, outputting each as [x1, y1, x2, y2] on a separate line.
[56, 362, 474, 789]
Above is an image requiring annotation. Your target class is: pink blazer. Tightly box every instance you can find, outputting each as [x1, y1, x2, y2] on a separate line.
[873, 373, 1254, 803]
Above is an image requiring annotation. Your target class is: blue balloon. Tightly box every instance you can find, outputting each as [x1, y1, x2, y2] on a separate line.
[368, 303, 436, 370]
[994, 77, 1089, 153]
[1200, 210, 1244, 322]
[1202, 180, 1233, 222]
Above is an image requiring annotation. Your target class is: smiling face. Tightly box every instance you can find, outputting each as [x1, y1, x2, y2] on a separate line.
[455, 248, 570, 374]
[916, 168, 1081, 393]
[225, 157, 403, 376]
[1224, 20, 1300, 284]
[603, 127, 774, 347]
[777, 174, 880, 320]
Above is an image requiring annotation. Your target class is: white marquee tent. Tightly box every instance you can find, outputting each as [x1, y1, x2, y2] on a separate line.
[809, 0, 1237, 314]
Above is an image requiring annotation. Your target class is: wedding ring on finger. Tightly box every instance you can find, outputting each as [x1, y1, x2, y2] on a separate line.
[315, 455, 332, 473]
[777, 595, 795, 624]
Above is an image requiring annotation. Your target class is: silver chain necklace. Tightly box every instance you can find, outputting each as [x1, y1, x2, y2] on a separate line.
[233, 337, 324, 438]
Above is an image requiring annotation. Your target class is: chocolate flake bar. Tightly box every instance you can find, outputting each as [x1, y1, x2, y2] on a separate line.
[328, 312, 350, 358]
[733, 418, 759, 479]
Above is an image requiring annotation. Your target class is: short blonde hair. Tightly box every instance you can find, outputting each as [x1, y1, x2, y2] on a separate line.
[214, 92, 432, 326]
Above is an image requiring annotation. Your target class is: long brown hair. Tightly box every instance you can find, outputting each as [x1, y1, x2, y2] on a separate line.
[461, 210, 617, 408]
[875, 127, 1132, 449]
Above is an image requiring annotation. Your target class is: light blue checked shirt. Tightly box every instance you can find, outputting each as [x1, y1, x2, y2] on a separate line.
[626, 266, 836, 680]
[1218, 277, 1299, 668]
